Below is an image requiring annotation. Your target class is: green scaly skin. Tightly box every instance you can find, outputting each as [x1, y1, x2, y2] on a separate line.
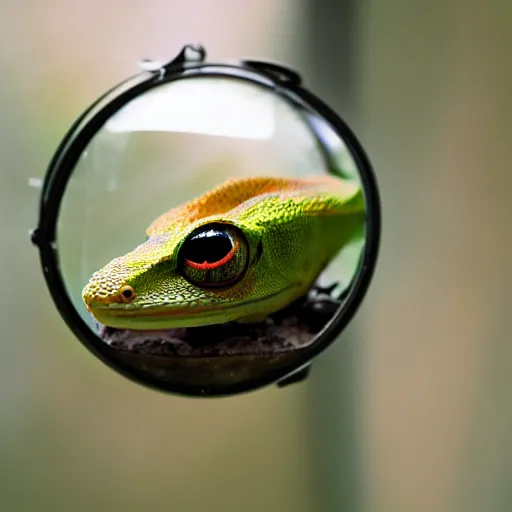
[82, 175, 364, 330]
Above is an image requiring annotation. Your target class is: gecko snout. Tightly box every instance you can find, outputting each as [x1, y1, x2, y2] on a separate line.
[82, 281, 136, 309]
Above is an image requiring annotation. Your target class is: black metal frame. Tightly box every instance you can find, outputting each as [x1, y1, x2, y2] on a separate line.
[31, 44, 381, 397]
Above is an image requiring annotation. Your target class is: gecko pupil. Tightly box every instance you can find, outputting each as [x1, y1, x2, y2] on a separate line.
[180, 223, 249, 288]
[122, 289, 133, 299]
[184, 229, 233, 264]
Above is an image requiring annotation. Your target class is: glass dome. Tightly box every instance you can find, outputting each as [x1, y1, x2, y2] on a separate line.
[33, 47, 379, 397]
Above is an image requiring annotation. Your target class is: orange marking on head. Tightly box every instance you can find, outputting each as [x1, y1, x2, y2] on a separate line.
[146, 176, 341, 237]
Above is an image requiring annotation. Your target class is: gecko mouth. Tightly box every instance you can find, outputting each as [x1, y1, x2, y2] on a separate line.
[87, 284, 300, 329]
[97, 283, 343, 357]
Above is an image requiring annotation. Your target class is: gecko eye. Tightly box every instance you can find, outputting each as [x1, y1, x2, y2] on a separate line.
[179, 223, 249, 288]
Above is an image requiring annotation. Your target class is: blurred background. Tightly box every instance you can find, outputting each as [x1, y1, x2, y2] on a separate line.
[1, 1, 511, 511]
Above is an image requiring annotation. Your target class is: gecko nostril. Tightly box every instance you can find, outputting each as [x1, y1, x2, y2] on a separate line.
[119, 285, 135, 302]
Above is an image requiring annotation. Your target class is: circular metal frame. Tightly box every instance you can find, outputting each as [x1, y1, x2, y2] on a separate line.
[31, 44, 381, 397]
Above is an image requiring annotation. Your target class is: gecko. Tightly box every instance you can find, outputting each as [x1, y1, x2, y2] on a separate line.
[82, 175, 365, 331]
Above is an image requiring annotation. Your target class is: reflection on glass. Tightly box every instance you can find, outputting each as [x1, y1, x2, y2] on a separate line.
[56, 75, 366, 391]
[105, 78, 277, 140]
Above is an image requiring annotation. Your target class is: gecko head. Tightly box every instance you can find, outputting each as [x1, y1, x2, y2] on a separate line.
[81, 221, 276, 330]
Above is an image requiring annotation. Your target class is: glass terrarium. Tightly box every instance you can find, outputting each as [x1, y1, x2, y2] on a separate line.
[31, 45, 380, 397]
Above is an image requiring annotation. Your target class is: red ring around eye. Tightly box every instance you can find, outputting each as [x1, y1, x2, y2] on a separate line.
[185, 239, 239, 270]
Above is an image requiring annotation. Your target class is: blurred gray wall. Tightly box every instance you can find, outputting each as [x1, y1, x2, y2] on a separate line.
[304, 2, 512, 511]
[301, 2, 364, 511]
